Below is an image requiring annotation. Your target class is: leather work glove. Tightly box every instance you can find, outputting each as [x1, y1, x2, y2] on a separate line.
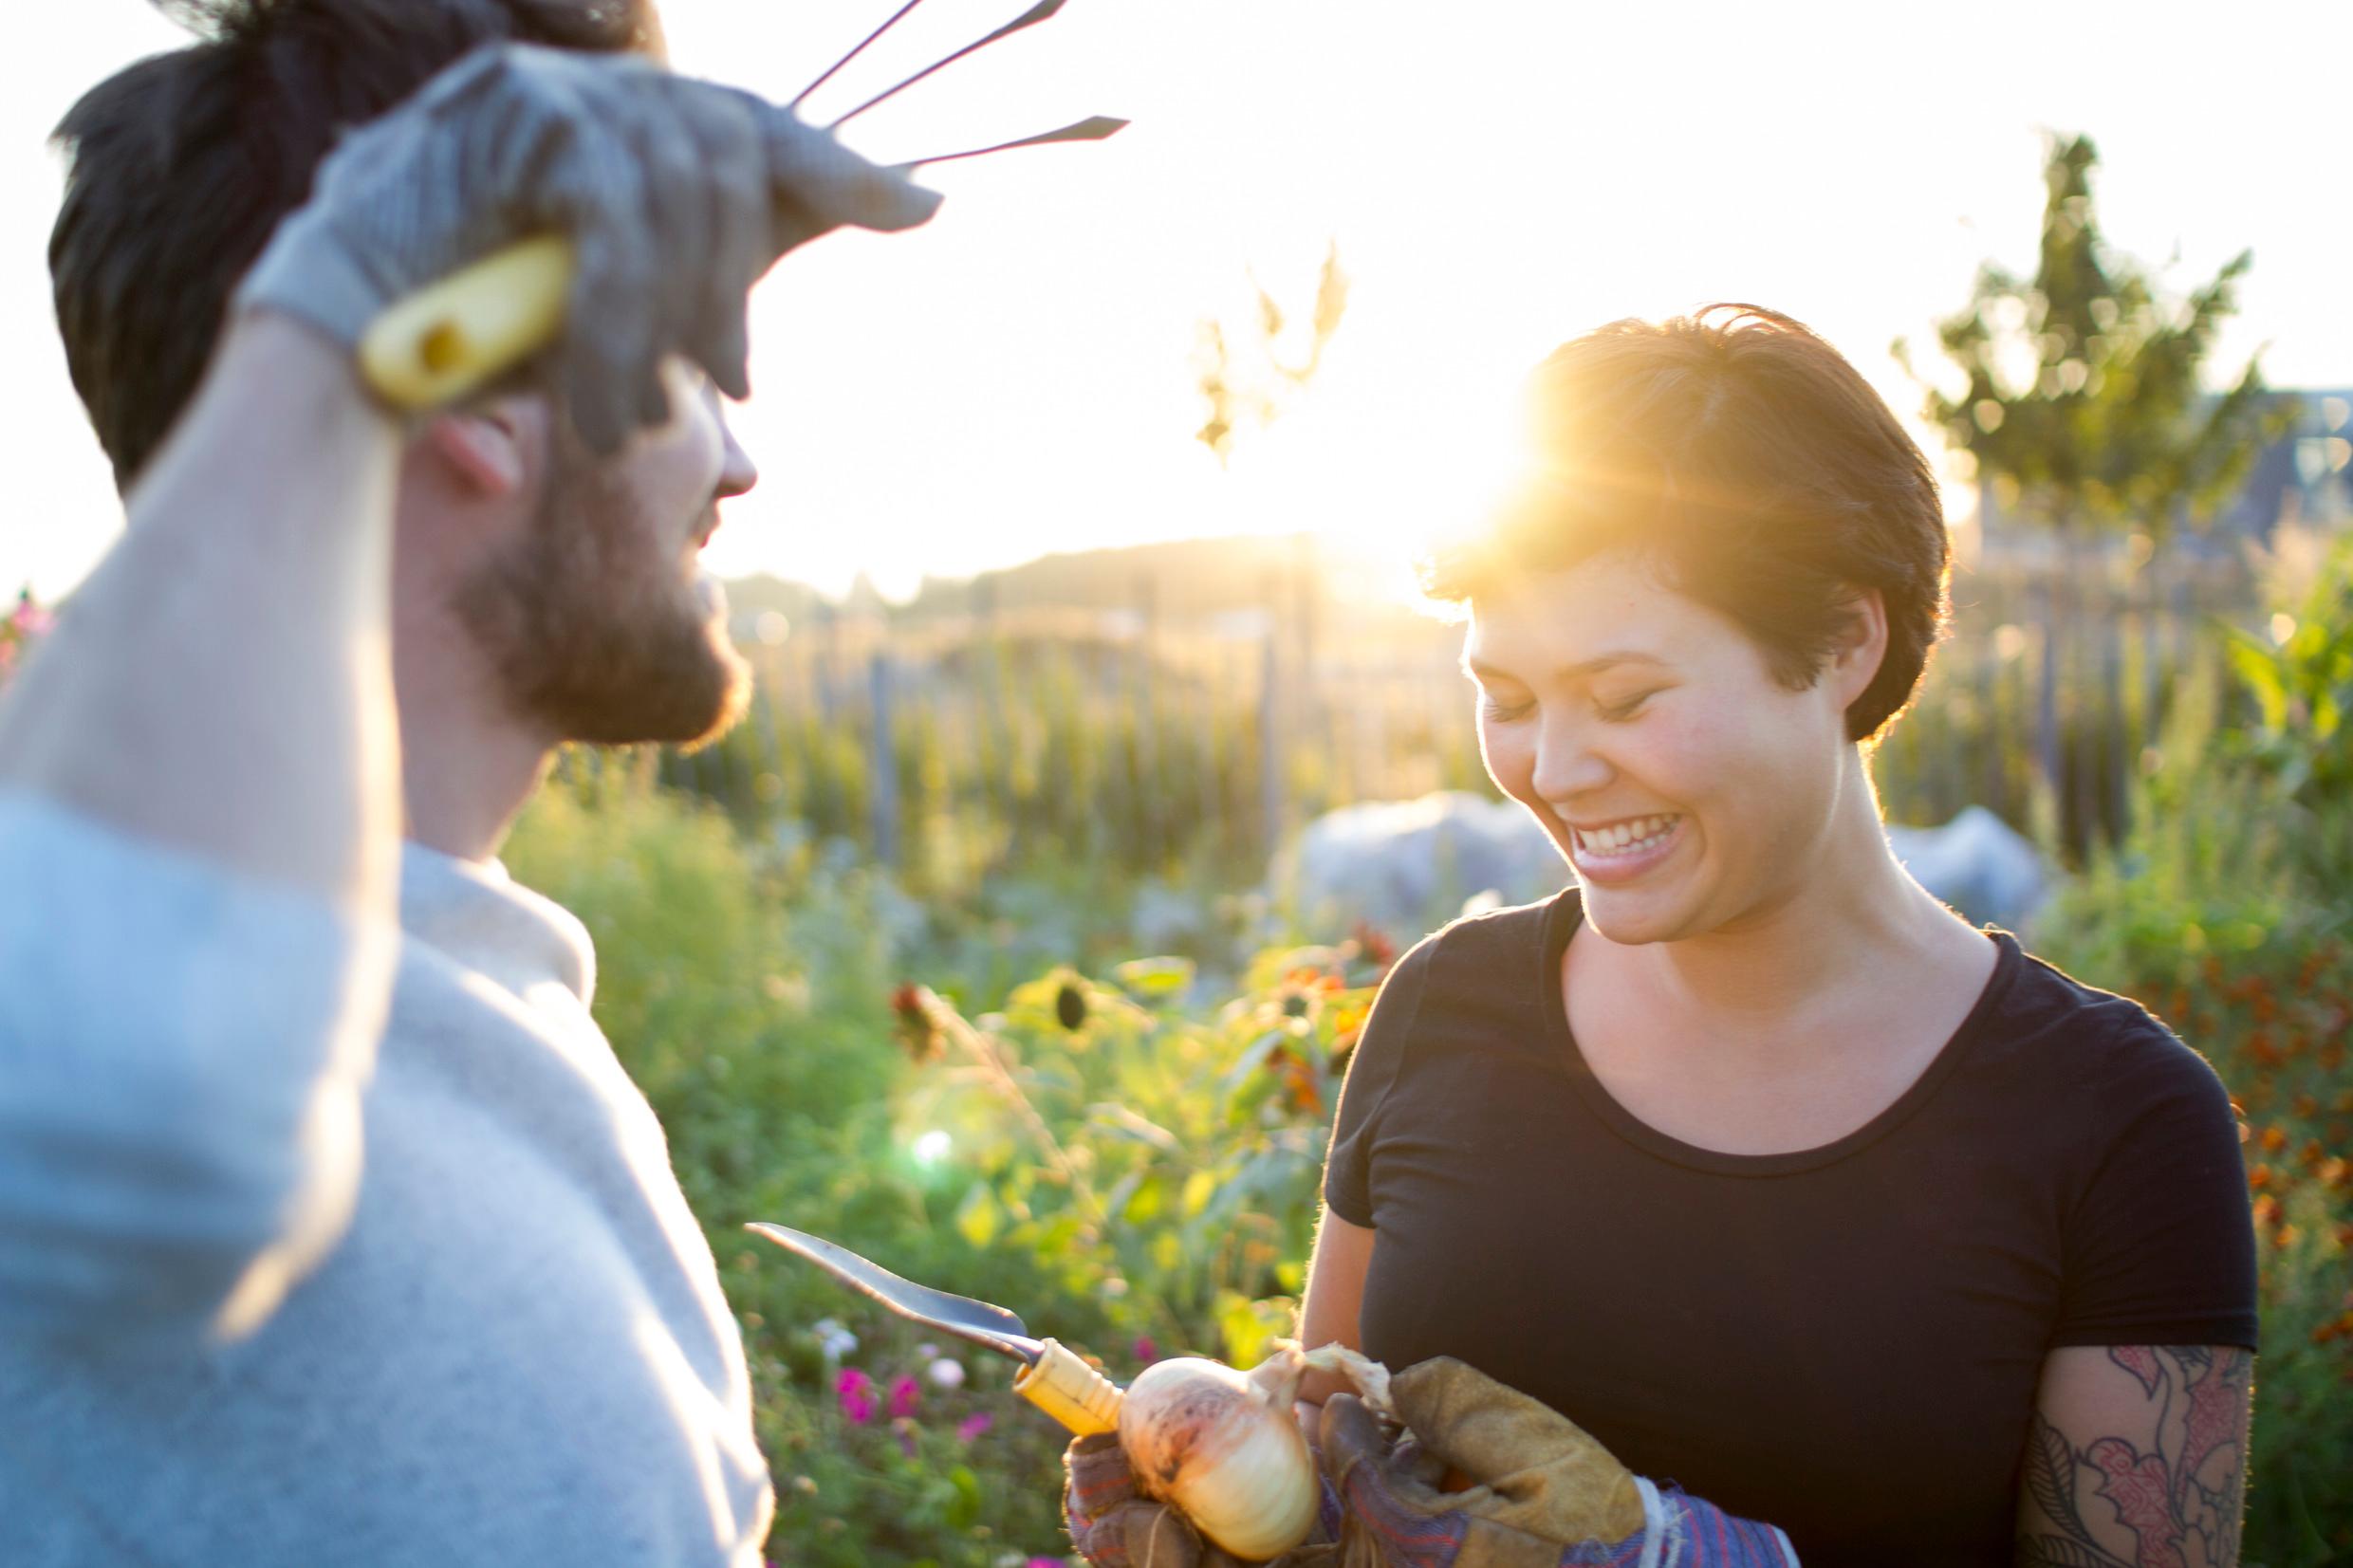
[1063, 1429, 1343, 1568]
[1317, 1358, 1800, 1568]
[237, 42, 937, 450]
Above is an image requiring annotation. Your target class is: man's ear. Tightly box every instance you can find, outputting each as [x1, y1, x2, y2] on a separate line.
[423, 408, 528, 499]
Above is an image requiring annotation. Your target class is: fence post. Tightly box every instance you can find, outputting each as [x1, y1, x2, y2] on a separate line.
[868, 650, 899, 870]
[1134, 572, 1160, 865]
[2033, 577, 2062, 830]
[1259, 626, 1285, 864]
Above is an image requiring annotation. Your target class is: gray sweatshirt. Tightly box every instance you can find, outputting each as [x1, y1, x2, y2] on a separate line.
[0, 793, 772, 1565]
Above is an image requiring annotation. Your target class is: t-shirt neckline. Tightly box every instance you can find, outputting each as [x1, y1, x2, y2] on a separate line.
[1536, 888, 2024, 1175]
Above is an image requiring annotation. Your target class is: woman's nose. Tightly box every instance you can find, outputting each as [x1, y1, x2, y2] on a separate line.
[1529, 711, 1612, 802]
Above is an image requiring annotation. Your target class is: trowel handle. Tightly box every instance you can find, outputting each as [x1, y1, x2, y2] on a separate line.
[1012, 1337, 1126, 1436]
[358, 234, 575, 411]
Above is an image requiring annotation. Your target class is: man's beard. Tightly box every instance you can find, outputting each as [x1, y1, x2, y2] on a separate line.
[452, 450, 750, 750]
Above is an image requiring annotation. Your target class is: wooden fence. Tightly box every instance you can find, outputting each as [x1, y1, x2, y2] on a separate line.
[642, 546, 2266, 891]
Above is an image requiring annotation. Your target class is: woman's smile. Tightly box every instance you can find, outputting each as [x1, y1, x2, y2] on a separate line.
[1567, 811, 1686, 885]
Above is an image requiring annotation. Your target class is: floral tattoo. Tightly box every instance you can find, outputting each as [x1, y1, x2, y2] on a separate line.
[2018, 1346, 2251, 1568]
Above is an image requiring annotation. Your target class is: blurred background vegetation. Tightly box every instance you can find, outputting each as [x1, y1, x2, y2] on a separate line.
[11, 128, 2348, 1568]
[548, 131, 2347, 1566]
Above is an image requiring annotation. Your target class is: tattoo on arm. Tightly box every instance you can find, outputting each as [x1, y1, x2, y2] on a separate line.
[2016, 1346, 2252, 1568]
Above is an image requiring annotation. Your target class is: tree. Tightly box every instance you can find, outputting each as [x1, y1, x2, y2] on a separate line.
[1897, 132, 2295, 549]
[1896, 133, 2300, 852]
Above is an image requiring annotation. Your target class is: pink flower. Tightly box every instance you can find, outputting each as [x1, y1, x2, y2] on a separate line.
[955, 1412, 993, 1443]
[1132, 1337, 1158, 1365]
[887, 1374, 920, 1420]
[835, 1367, 877, 1426]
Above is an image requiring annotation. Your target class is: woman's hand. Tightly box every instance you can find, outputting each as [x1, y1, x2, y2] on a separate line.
[1317, 1360, 1799, 1567]
[1063, 1431, 1339, 1567]
[1063, 1431, 1252, 1568]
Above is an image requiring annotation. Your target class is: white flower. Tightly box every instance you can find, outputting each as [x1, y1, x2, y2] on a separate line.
[811, 1318, 859, 1361]
[927, 1357, 967, 1390]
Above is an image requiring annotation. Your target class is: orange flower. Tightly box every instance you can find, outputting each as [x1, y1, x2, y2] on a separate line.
[2261, 1125, 2289, 1154]
[2248, 1164, 2274, 1191]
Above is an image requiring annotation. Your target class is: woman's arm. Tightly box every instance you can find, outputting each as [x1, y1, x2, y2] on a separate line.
[1294, 1206, 1377, 1442]
[2014, 1344, 2252, 1568]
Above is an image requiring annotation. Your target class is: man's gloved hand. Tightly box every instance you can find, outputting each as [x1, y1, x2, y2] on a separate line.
[236, 42, 937, 450]
[1318, 1358, 1800, 1567]
[1063, 1430, 1343, 1568]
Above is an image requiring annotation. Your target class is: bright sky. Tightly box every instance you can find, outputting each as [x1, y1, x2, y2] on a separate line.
[6, 0, 2349, 603]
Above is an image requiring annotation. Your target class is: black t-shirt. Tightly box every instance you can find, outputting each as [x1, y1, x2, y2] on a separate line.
[1324, 891, 2257, 1567]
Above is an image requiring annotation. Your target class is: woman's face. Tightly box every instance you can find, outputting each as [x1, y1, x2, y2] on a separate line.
[1466, 549, 1874, 946]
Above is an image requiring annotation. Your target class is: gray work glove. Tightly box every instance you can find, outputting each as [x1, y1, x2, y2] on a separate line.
[237, 41, 938, 450]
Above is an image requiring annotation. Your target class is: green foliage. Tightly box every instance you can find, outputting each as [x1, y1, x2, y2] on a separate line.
[2218, 545, 2353, 855]
[2037, 542, 2353, 1565]
[500, 781, 1393, 1559]
[1897, 132, 2296, 536]
[518, 530, 2353, 1559]
[901, 943, 1386, 1367]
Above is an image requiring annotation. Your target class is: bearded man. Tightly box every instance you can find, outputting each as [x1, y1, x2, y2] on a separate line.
[0, 2, 936, 1561]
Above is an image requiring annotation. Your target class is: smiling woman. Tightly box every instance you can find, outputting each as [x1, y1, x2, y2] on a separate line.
[1281, 304, 2260, 1568]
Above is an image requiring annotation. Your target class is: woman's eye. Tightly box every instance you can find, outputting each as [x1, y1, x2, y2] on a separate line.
[1598, 691, 1658, 722]
[1481, 695, 1534, 722]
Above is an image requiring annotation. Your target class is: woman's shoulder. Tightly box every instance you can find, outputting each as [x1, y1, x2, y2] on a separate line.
[1389, 887, 1571, 991]
[1977, 936, 2233, 1106]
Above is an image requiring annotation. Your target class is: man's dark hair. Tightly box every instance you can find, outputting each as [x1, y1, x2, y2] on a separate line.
[1422, 304, 1952, 745]
[51, 0, 664, 489]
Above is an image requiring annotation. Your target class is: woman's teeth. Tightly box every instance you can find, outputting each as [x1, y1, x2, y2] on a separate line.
[1575, 814, 1680, 856]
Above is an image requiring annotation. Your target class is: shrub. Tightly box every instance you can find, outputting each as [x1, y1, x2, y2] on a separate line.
[2037, 538, 2353, 1565]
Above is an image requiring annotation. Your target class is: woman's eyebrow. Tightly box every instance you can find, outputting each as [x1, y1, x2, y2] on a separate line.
[1460, 651, 1670, 681]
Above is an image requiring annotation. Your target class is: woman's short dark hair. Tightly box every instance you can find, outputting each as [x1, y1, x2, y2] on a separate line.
[1422, 304, 1952, 745]
[50, 0, 665, 489]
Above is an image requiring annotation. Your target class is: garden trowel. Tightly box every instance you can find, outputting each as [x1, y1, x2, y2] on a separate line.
[359, 0, 1123, 410]
[746, 1221, 1126, 1436]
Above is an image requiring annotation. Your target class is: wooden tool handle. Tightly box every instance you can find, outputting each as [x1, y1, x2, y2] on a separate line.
[356, 234, 575, 411]
[1012, 1337, 1127, 1436]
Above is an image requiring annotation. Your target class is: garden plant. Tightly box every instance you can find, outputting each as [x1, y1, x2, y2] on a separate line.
[488, 540, 2353, 1563]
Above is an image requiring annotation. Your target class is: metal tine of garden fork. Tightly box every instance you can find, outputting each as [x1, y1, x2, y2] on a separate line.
[789, 0, 930, 110]
[899, 113, 1125, 168]
[830, 0, 1071, 129]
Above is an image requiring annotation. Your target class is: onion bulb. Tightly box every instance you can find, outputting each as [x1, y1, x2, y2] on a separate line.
[1117, 1341, 1390, 1562]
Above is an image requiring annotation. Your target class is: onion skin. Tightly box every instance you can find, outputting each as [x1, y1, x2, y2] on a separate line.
[1116, 1354, 1320, 1561]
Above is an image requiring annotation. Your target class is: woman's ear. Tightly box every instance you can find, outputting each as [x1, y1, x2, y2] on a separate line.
[423, 408, 528, 499]
[1828, 587, 1890, 707]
